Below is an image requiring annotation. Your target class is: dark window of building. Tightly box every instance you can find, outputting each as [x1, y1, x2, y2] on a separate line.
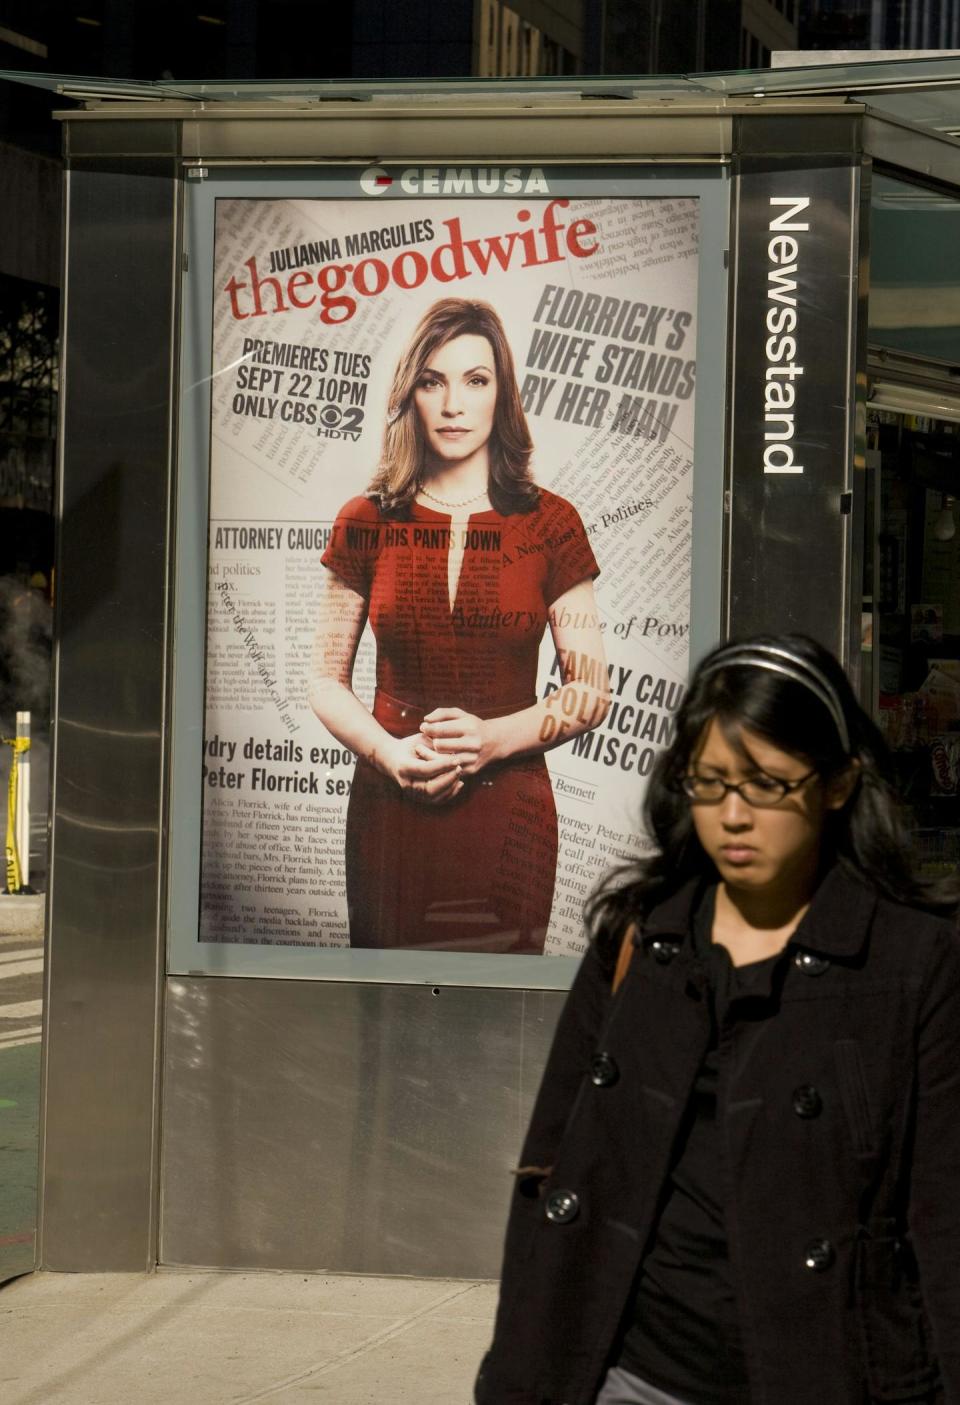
[0, 272, 58, 514]
[798, 0, 872, 48]
[46, 1, 107, 76]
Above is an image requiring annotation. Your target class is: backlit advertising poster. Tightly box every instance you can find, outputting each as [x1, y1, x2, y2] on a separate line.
[200, 169, 697, 959]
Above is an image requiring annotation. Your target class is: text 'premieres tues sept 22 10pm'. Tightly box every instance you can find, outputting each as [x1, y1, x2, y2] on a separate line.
[200, 172, 698, 959]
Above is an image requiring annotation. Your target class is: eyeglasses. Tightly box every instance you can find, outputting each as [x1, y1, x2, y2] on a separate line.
[679, 770, 818, 808]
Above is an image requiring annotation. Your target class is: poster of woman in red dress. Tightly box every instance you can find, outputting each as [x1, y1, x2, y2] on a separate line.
[311, 298, 609, 952]
[198, 181, 699, 965]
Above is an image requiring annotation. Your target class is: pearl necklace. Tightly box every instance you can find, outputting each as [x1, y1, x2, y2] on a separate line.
[419, 485, 489, 509]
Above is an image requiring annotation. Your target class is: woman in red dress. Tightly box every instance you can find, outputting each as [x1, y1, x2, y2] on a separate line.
[311, 298, 610, 953]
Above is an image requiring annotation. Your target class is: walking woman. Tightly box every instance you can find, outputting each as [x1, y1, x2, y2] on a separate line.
[311, 297, 608, 953]
[476, 634, 960, 1404]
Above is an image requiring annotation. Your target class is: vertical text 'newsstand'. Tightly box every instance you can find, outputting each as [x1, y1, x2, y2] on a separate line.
[763, 196, 809, 475]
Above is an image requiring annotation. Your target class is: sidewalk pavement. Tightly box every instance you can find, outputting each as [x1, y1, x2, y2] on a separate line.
[0, 902, 43, 1284]
[0, 1269, 496, 1404]
[0, 894, 44, 941]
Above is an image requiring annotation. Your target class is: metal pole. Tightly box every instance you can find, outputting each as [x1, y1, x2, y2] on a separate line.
[16, 711, 30, 891]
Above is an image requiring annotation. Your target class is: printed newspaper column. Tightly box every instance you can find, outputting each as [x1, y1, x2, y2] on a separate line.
[201, 183, 698, 957]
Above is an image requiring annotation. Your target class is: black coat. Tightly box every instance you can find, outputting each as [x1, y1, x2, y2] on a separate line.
[476, 866, 960, 1405]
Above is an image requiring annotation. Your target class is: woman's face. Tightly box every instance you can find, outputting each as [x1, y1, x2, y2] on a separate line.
[686, 718, 846, 897]
[413, 333, 498, 465]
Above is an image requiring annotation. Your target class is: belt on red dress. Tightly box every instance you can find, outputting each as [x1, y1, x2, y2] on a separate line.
[372, 689, 535, 731]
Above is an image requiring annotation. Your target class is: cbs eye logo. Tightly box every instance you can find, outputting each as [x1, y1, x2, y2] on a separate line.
[360, 167, 394, 196]
[316, 402, 364, 439]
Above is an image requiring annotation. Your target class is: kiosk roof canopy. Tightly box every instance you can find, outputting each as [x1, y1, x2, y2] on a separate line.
[2, 52, 960, 128]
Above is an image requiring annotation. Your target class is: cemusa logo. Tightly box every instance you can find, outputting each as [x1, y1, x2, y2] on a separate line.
[360, 166, 395, 195]
[359, 165, 550, 196]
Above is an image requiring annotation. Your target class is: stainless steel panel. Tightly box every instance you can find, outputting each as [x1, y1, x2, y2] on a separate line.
[39, 147, 179, 1270]
[864, 112, 960, 190]
[735, 112, 861, 159]
[725, 115, 863, 652]
[65, 119, 180, 159]
[177, 111, 734, 164]
[160, 977, 563, 1277]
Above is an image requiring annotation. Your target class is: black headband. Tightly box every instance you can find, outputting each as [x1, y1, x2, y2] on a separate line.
[698, 644, 851, 755]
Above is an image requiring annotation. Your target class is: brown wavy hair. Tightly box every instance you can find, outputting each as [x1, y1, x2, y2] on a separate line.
[367, 297, 538, 517]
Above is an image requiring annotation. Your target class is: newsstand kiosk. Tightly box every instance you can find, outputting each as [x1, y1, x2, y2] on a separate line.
[14, 57, 960, 1273]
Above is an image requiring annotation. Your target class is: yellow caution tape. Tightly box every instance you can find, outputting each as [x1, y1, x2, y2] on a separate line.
[2, 736, 30, 894]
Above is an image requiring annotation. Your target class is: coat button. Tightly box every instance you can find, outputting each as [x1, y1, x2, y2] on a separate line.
[650, 940, 680, 965]
[590, 1053, 619, 1087]
[544, 1189, 580, 1225]
[804, 1238, 836, 1272]
[794, 949, 830, 977]
[792, 1084, 823, 1118]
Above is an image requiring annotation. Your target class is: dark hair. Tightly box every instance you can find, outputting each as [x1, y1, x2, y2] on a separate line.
[588, 632, 960, 949]
[367, 297, 538, 518]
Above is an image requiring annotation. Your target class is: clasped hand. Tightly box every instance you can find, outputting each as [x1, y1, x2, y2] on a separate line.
[419, 707, 495, 776]
[385, 708, 494, 805]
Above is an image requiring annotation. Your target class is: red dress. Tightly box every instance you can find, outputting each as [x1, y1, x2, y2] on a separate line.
[321, 489, 599, 953]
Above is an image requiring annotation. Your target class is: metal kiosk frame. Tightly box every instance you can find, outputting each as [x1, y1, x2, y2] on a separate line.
[18, 59, 960, 1275]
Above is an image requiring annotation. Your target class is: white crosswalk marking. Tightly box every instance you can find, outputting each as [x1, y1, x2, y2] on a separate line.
[0, 1000, 42, 1020]
[0, 1026, 41, 1049]
[0, 930, 43, 1049]
[0, 958, 43, 980]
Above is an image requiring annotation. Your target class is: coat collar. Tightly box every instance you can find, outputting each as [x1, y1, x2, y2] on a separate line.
[642, 862, 879, 960]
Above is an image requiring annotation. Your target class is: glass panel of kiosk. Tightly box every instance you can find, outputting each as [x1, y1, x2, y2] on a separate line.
[865, 172, 960, 877]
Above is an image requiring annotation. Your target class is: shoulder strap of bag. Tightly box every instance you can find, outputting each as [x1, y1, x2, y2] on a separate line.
[511, 923, 637, 1189]
[612, 922, 637, 995]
